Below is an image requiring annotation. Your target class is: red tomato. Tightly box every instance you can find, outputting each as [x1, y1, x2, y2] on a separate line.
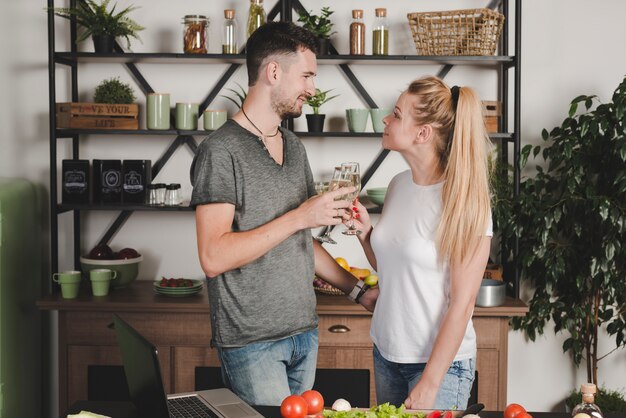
[426, 411, 442, 418]
[280, 395, 308, 418]
[442, 412, 453, 418]
[516, 413, 532, 418]
[504, 403, 527, 418]
[301, 390, 324, 415]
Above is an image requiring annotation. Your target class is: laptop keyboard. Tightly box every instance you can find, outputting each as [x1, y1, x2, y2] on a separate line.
[168, 395, 221, 418]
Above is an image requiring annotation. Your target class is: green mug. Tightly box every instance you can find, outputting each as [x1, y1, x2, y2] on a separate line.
[175, 102, 199, 130]
[370, 108, 391, 133]
[52, 270, 82, 299]
[147, 93, 171, 130]
[89, 268, 118, 297]
[203, 109, 227, 131]
[346, 108, 370, 133]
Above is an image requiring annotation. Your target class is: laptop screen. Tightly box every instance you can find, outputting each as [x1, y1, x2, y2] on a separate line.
[113, 314, 171, 418]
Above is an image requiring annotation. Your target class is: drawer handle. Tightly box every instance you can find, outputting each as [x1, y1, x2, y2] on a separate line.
[328, 324, 351, 333]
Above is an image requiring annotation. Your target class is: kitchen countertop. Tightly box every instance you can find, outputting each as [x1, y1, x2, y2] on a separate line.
[38, 280, 527, 317]
[64, 401, 626, 418]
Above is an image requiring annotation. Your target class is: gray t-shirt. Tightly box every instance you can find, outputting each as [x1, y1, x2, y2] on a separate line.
[190, 120, 318, 347]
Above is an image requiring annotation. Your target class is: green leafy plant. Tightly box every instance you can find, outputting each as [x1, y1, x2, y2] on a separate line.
[220, 82, 248, 109]
[565, 387, 626, 412]
[298, 6, 336, 39]
[507, 75, 626, 385]
[305, 88, 338, 115]
[94, 77, 136, 104]
[49, 0, 144, 49]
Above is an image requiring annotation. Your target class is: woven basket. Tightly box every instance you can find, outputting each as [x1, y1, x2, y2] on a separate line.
[407, 8, 505, 56]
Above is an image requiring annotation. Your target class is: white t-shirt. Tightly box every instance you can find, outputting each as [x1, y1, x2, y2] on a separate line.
[370, 170, 493, 363]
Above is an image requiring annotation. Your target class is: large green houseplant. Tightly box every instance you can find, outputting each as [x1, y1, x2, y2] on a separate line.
[507, 75, 626, 387]
[50, 0, 144, 52]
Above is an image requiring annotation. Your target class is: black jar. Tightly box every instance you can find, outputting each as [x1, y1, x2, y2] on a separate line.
[93, 159, 122, 204]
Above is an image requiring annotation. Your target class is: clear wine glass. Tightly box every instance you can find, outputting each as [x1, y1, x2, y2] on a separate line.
[340, 162, 362, 236]
[314, 167, 346, 244]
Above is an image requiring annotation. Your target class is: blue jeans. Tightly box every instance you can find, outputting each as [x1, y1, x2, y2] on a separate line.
[373, 345, 475, 410]
[216, 329, 318, 406]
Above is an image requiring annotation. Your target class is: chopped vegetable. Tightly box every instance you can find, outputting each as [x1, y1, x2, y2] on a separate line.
[323, 402, 426, 418]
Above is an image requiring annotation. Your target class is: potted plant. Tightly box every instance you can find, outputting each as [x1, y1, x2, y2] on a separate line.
[503, 76, 626, 389]
[49, 0, 144, 53]
[94, 77, 136, 104]
[298, 6, 336, 55]
[304, 88, 338, 133]
[220, 82, 248, 109]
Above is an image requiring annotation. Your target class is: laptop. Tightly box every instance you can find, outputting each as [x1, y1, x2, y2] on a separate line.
[112, 314, 265, 418]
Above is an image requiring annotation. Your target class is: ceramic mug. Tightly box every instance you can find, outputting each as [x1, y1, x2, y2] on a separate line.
[203, 109, 228, 131]
[147, 93, 171, 130]
[370, 108, 391, 133]
[89, 269, 118, 297]
[346, 108, 370, 133]
[52, 270, 82, 299]
[175, 102, 199, 130]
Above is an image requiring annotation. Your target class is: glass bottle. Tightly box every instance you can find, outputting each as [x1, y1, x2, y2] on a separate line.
[247, 0, 266, 38]
[222, 9, 239, 54]
[572, 383, 603, 418]
[372, 8, 389, 55]
[182, 15, 209, 54]
[350, 10, 365, 55]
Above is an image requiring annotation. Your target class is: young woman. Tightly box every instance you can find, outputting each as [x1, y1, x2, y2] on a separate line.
[348, 76, 493, 410]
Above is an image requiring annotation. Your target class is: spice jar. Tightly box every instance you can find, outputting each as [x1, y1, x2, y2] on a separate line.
[182, 15, 209, 54]
[165, 183, 182, 206]
[155, 183, 167, 205]
[350, 10, 365, 55]
[222, 9, 239, 54]
[247, 0, 266, 38]
[372, 8, 389, 55]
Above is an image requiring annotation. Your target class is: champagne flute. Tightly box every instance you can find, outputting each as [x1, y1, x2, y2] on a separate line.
[314, 167, 348, 244]
[340, 162, 362, 235]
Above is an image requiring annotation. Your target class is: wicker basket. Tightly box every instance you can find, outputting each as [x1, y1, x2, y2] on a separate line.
[407, 8, 505, 56]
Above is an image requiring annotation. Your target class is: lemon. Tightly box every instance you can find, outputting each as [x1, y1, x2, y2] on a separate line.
[335, 257, 350, 270]
[364, 274, 378, 287]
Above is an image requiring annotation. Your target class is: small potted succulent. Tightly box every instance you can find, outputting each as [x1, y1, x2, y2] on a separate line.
[49, 0, 144, 52]
[305, 88, 338, 133]
[298, 6, 336, 55]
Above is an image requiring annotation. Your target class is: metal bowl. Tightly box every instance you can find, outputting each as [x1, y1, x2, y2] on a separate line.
[475, 279, 506, 307]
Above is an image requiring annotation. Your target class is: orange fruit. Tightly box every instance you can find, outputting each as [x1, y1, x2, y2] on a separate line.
[335, 257, 350, 270]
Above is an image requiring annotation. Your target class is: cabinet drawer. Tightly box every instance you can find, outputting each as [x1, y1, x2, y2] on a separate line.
[318, 315, 372, 347]
[62, 311, 211, 345]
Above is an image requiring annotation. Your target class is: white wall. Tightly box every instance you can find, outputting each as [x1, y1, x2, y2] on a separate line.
[1, 0, 625, 414]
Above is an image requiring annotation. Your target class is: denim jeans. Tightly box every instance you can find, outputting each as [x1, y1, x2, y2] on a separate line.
[216, 329, 318, 406]
[373, 345, 475, 410]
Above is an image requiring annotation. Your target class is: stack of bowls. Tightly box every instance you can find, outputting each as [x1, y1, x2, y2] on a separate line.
[366, 187, 387, 206]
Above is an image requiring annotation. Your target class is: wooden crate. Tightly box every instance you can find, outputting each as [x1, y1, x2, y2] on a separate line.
[482, 100, 501, 133]
[56, 102, 139, 130]
[484, 263, 503, 280]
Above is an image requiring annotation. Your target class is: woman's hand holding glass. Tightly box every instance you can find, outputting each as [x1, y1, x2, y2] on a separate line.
[343, 197, 372, 237]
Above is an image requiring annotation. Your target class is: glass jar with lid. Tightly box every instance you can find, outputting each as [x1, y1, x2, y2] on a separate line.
[372, 8, 389, 55]
[165, 183, 182, 206]
[222, 9, 239, 54]
[182, 15, 209, 54]
[350, 10, 365, 55]
[247, 0, 266, 38]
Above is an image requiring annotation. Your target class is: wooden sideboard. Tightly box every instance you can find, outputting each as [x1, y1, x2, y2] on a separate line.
[37, 281, 527, 414]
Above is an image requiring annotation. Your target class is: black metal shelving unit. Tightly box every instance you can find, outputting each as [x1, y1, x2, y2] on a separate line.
[48, 0, 522, 296]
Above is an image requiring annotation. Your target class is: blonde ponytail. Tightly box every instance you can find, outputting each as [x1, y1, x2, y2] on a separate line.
[407, 77, 492, 266]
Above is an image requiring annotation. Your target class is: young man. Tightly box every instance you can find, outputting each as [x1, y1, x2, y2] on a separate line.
[190, 22, 378, 406]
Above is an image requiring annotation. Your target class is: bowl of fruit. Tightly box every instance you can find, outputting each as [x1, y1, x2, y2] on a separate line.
[313, 257, 378, 295]
[80, 244, 143, 289]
